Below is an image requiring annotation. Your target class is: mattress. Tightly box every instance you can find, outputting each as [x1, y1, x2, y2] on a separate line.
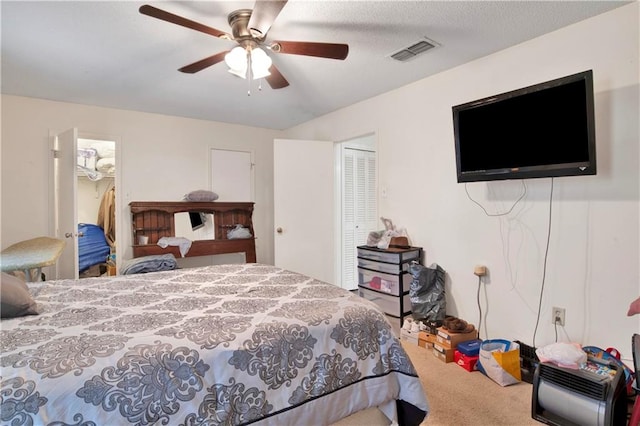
[0, 264, 429, 425]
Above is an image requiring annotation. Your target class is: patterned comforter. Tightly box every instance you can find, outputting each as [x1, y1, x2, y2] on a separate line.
[1, 264, 429, 426]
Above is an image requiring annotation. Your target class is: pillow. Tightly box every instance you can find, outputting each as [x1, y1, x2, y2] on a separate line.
[184, 190, 219, 202]
[1, 272, 39, 318]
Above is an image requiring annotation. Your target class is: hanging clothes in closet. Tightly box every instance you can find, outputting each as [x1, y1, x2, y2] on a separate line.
[97, 185, 116, 248]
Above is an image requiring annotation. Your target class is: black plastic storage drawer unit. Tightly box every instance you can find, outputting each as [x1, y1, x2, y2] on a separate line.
[356, 245, 422, 328]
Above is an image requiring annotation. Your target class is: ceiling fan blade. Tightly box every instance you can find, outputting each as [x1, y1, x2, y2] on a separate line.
[139, 5, 228, 38]
[272, 41, 349, 60]
[179, 51, 230, 74]
[248, 0, 288, 37]
[265, 65, 289, 89]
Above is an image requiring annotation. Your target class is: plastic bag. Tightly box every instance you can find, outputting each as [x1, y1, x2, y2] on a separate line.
[227, 224, 252, 239]
[367, 230, 385, 247]
[478, 339, 521, 386]
[377, 230, 395, 249]
[535, 342, 587, 369]
[367, 217, 409, 249]
[409, 262, 446, 322]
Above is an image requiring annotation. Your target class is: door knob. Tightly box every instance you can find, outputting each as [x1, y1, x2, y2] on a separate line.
[276, 227, 283, 234]
[64, 232, 73, 238]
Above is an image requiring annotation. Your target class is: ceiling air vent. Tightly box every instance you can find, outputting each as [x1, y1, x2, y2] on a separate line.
[390, 38, 438, 62]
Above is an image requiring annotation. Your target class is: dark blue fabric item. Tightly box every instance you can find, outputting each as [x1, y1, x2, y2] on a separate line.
[78, 223, 111, 272]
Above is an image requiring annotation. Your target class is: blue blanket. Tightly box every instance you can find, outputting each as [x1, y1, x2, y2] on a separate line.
[119, 254, 177, 275]
[78, 223, 111, 272]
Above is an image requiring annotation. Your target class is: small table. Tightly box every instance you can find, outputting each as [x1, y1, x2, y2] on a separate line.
[1, 237, 66, 281]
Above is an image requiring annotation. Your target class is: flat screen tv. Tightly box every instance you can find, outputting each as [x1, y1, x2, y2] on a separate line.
[452, 70, 596, 183]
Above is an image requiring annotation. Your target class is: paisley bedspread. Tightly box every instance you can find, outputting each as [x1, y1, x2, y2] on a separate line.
[0, 264, 429, 426]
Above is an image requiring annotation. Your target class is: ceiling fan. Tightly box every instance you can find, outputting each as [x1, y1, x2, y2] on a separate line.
[139, 1, 349, 90]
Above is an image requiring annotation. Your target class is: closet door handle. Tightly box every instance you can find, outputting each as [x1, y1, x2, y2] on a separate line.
[276, 227, 283, 234]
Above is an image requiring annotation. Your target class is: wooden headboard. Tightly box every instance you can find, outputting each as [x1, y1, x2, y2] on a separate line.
[129, 201, 256, 262]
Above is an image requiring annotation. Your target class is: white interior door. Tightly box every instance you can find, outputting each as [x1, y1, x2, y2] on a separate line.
[274, 138, 334, 284]
[54, 128, 79, 279]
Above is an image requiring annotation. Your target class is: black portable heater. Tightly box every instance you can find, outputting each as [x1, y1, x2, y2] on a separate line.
[532, 358, 627, 425]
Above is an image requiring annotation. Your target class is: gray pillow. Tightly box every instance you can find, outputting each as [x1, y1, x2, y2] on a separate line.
[1, 272, 39, 318]
[184, 190, 219, 202]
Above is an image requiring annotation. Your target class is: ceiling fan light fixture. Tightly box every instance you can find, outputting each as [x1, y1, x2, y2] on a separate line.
[228, 67, 248, 79]
[224, 46, 272, 80]
[225, 46, 248, 75]
[251, 47, 272, 79]
[225, 46, 271, 80]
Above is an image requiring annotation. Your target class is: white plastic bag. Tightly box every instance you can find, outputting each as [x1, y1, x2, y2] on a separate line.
[227, 224, 252, 239]
[535, 342, 587, 369]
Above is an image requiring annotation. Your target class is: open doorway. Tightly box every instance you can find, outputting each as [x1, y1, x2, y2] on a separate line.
[76, 138, 116, 277]
[51, 129, 118, 279]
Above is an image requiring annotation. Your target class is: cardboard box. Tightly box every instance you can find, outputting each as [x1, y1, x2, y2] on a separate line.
[433, 341, 455, 363]
[435, 326, 478, 349]
[400, 328, 419, 345]
[454, 350, 479, 372]
[433, 341, 454, 354]
[107, 264, 117, 276]
[418, 331, 436, 349]
[418, 340, 433, 350]
[433, 347, 454, 363]
[418, 331, 436, 343]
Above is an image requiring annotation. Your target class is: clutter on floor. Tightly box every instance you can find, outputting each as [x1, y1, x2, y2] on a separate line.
[401, 314, 637, 425]
[401, 316, 479, 366]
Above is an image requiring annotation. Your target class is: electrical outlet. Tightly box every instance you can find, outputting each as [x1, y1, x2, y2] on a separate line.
[474, 265, 487, 276]
[552, 307, 566, 326]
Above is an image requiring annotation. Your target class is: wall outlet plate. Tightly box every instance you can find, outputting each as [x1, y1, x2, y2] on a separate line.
[474, 265, 487, 276]
[552, 307, 565, 326]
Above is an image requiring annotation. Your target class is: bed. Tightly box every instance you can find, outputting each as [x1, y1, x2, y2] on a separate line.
[0, 263, 429, 425]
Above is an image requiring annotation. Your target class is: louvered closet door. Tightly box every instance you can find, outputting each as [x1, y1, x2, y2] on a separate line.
[342, 148, 377, 290]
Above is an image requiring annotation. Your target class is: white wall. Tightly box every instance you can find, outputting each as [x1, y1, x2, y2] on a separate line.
[285, 4, 640, 357]
[1, 96, 281, 266]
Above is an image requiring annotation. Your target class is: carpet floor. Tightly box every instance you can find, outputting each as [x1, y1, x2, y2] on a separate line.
[334, 341, 539, 426]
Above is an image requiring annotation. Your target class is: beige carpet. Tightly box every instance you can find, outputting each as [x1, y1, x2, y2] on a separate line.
[334, 341, 539, 426]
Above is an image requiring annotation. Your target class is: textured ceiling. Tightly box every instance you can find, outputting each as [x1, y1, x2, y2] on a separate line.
[1, 1, 629, 130]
